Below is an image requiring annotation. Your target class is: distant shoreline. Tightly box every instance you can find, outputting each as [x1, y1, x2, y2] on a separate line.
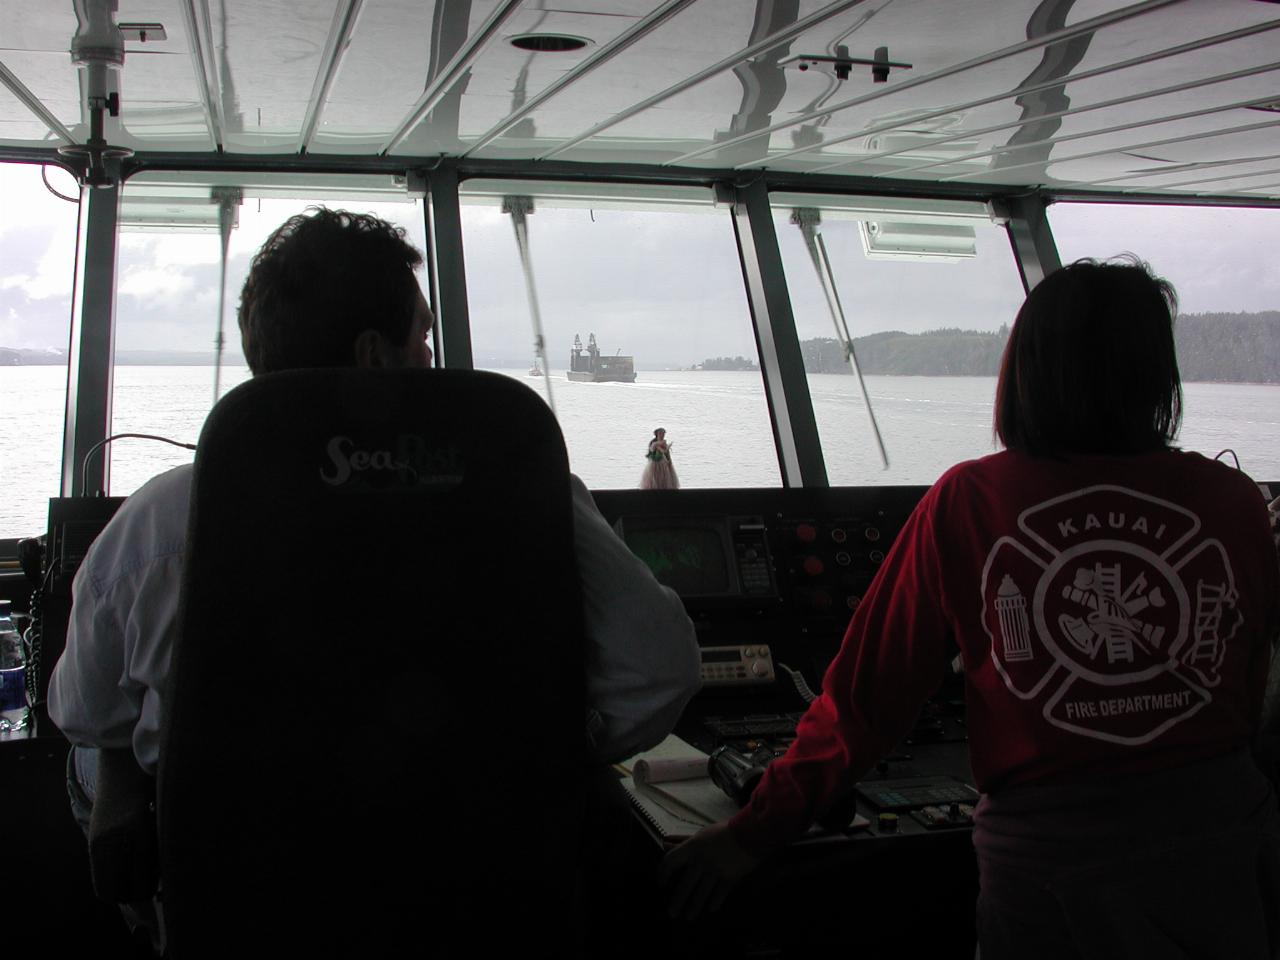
[2, 360, 1280, 386]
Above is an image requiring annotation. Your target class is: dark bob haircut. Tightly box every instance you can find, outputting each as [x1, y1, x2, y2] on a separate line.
[238, 208, 424, 375]
[994, 256, 1182, 456]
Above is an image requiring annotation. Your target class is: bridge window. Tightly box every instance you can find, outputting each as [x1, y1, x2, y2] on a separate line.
[0, 162, 79, 539]
[109, 173, 428, 496]
[1047, 202, 1280, 482]
[770, 193, 1027, 485]
[459, 180, 778, 489]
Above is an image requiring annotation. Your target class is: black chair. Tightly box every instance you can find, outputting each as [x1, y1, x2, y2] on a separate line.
[158, 369, 587, 957]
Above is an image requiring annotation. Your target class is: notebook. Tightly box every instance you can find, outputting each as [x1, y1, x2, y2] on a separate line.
[616, 736, 739, 842]
[616, 735, 872, 844]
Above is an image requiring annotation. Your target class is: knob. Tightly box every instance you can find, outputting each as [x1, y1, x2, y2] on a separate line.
[751, 661, 768, 677]
[830, 528, 847, 543]
[835, 551, 851, 567]
[846, 594, 862, 611]
[878, 812, 899, 833]
[864, 527, 882, 542]
[869, 550, 885, 564]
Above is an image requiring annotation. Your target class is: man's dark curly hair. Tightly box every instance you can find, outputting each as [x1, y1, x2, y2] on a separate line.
[238, 207, 425, 375]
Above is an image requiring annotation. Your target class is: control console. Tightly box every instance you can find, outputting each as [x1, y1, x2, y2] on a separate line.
[594, 484, 976, 828]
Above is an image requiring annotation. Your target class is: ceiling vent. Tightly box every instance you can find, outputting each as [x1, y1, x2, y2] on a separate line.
[509, 34, 589, 53]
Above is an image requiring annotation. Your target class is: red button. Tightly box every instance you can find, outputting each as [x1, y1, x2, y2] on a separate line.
[796, 524, 817, 543]
[803, 556, 824, 576]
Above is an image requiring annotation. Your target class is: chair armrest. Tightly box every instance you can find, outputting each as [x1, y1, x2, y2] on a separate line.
[87, 747, 159, 903]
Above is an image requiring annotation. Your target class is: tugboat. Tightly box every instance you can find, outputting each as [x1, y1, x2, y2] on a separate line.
[568, 333, 637, 383]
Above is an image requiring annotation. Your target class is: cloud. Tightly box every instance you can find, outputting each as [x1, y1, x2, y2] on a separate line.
[0, 163, 78, 244]
[121, 233, 224, 268]
[117, 266, 197, 303]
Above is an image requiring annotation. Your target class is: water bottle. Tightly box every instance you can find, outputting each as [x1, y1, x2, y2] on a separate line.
[0, 599, 28, 732]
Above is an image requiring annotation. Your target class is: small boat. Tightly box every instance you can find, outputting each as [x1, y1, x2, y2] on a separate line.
[528, 362, 544, 377]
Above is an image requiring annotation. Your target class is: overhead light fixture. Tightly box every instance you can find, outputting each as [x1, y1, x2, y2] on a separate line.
[119, 188, 240, 233]
[509, 34, 589, 53]
[860, 221, 977, 261]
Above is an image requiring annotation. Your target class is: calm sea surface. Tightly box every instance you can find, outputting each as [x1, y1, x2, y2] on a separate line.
[2, 365, 1278, 538]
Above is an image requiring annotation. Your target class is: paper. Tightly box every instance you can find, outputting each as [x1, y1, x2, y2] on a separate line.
[618, 735, 743, 835]
[616, 734, 708, 775]
[633, 756, 709, 786]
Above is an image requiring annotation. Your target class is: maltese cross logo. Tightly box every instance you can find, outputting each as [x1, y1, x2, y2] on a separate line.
[981, 486, 1242, 745]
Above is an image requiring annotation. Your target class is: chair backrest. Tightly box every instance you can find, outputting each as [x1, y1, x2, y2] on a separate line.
[158, 369, 586, 956]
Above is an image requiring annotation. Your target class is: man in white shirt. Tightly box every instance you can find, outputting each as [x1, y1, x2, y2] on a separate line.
[51, 207, 699, 829]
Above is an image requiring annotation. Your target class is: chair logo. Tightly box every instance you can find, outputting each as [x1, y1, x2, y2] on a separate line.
[981, 485, 1241, 745]
[319, 435, 463, 489]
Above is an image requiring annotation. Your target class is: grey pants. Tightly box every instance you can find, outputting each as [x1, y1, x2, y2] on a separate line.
[66, 745, 166, 955]
[974, 751, 1280, 960]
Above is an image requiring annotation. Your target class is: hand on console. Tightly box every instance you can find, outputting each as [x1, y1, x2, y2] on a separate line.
[658, 820, 759, 922]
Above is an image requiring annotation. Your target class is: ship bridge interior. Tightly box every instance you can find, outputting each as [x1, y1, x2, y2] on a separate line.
[1, 0, 1278, 507]
[1, 1, 1279, 956]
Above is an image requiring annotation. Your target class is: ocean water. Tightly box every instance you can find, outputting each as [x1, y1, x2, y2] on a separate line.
[2, 365, 1278, 539]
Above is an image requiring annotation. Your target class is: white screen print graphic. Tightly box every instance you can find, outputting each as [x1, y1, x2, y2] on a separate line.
[981, 486, 1242, 745]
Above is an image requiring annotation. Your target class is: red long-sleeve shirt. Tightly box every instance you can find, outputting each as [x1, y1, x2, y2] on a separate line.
[729, 449, 1280, 856]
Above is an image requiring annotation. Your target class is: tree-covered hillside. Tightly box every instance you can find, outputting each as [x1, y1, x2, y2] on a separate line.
[802, 327, 1008, 377]
[1174, 311, 1280, 383]
[799, 311, 1280, 383]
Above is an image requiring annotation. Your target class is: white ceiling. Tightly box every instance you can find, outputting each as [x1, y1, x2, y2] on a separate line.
[1, 0, 1279, 198]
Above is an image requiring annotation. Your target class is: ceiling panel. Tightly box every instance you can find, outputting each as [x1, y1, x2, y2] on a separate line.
[559, 0, 1047, 167]
[928, 89, 1280, 184]
[1065, 150, 1280, 188]
[858, 106, 1277, 184]
[781, 27, 1280, 176]
[0, 0, 1275, 201]
[0, 82, 62, 143]
[1237, 181, 1280, 197]
[207, 0, 343, 153]
[796, 67, 1280, 182]
[469, 0, 834, 158]
[0, 1, 78, 53]
[0, 51, 82, 135]
[307, 0, 447, 153]
[757, 0, 1280, 172]
[116, 53, 214, 149]
[395, 2, 654, 155]
[110, 1, 214, 149]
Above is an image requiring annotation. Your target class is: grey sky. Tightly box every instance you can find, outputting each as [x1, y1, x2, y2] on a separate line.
[2, 162, 1278, 368]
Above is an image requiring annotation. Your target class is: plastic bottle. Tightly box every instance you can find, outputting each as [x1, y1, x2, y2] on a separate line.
[0, 599, 28, 732]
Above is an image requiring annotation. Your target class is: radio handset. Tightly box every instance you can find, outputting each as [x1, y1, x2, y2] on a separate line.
[709, 745, 767, 807]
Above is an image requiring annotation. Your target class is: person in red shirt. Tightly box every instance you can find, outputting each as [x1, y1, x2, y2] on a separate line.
[661, 258, 1280, 959]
